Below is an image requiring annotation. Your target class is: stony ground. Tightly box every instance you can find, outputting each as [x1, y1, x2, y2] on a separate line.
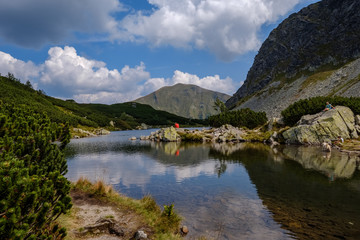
[60, 189, 154, 240]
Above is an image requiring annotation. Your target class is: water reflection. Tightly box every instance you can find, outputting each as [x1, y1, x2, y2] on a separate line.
[65, 131, 360, 239]
[281, 145, 358, 180]
[208, 143, 360, 239]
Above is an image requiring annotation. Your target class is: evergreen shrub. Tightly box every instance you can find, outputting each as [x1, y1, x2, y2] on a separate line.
[208, 108, 268, 129]
[0, 102, 72, 239]
[281, 96, 360, 126]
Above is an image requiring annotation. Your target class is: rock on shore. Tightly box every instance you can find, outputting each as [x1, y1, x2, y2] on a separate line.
[147, 125, 246, 143]
[72, 128, 110, 139]
[282, 106, 360, 144]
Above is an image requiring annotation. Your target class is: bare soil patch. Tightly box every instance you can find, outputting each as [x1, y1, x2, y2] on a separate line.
[61, 189, 154, 240]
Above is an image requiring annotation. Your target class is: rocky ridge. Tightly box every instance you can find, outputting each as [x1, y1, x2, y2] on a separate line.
[234, 58, 360, 118]
[226, 0, 360, 116]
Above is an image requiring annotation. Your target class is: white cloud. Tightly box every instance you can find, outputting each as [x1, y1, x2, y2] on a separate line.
[0, 46, 235, 103]
[141, 70, 238, 96]
[40, 46, 150, 100]
[0, 51, 40, 81]
[39, 46, 236, 102]
[117, 0, 301, 60]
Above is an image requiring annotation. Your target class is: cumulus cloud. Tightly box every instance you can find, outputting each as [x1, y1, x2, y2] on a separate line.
[0, 0, 121, 47]
[0, 46, 234, 104]
[0, 51, 40, 81]
[40, 46, 150, 100]
[0, 0, 308, 60]
[117, 0, 302, 60]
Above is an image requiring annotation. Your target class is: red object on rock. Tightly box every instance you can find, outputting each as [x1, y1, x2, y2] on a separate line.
[174, 123, 179, 128]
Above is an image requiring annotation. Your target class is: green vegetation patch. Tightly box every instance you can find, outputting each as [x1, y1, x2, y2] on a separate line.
[0, 102, 72, 239]
[300, 70, 335, 90]
[208, 108, 268, 129]
[281, 96, 360, 126]
[0, 75, 205, 130]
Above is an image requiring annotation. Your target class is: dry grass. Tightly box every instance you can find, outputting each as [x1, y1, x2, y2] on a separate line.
[70, 177, 183, 239]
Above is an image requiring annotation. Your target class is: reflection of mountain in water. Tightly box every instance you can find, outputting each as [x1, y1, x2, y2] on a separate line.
[147, 142, 211, 166]
[209, 143, 360, 239]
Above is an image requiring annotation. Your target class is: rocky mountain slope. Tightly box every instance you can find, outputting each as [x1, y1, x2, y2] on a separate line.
[226, 0, 360, 117]
[134, 83, 230, 119]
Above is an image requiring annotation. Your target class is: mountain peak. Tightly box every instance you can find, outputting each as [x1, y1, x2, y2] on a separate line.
[135, 84, 230, 119]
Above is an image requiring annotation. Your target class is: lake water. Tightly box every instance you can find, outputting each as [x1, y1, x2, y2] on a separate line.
[65, 130, 360, 240]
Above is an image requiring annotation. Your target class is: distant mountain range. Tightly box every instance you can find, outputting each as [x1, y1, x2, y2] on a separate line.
[226, 0, 360, 117]
[134, 83, 231, 119]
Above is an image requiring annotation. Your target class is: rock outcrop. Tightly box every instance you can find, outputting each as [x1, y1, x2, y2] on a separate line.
[282, 106, 359, 144]
[72, 128, 110, 138]
[146, 125, 258, 143]
[149, 127, 181, 142]
[226, 0, 360, 116]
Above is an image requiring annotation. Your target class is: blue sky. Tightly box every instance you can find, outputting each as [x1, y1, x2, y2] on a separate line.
[0, 0, 318, 104]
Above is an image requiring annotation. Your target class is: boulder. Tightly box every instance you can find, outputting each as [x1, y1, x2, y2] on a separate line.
[282, 106, 356, 144]
[95, 128, 110, 135]
[355, 115, 360, 125]
[134, 230, 147, 239]
[149, 127, 180, 142]
[161, 127, 180, 142]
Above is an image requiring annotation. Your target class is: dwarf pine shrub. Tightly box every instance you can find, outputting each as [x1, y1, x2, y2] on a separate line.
[208, 108, 268, 129]
[281, 96, 360, 126]
[0, 101, 72, 239]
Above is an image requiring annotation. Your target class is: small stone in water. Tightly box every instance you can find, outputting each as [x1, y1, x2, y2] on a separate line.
[181, 226, 189, 234]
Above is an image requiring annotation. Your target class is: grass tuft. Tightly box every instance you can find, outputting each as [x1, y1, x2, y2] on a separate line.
[71, 177, 183, 239]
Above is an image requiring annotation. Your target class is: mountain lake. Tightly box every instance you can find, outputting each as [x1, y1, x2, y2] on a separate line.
[65, 129, 360, 240]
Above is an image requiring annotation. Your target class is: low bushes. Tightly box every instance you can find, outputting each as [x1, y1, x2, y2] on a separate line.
[208, 108, 268, 129]
[281, 96, 360, 126]
[0, 102, 72, 239]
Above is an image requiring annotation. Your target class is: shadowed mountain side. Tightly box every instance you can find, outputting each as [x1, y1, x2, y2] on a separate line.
[135, 83, 230, 119]
[226, 0, 360, 117]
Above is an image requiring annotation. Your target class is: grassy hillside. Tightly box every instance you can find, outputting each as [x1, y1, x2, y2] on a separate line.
[0, 75, 204, 129]
[81, 102, 205, 126]
[135, 83, 230, 119]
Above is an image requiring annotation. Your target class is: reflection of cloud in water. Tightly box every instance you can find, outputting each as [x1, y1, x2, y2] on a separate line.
[182, 191, 290, 240]
[67, 153, 167, 188]
[67, 151, 231, 188]
[172, 162, 235, 182]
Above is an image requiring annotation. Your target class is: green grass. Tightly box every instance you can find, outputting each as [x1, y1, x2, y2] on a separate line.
[300, 70, 335, 90]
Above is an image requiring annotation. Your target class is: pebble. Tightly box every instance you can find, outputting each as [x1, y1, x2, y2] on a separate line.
[181, 226, 189, 234]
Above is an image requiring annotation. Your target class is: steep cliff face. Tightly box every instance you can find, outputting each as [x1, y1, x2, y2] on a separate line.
[226, 0, 360, 109]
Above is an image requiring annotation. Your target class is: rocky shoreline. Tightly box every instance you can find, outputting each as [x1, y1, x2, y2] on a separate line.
[129, 106, 360, 155]
[72, 127, 111, 139]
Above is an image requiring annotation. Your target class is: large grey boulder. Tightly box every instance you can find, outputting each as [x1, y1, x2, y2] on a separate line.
[282, 106, 357, 144]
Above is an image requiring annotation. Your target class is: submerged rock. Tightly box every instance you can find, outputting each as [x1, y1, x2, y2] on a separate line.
[282, 106, 357, 144]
